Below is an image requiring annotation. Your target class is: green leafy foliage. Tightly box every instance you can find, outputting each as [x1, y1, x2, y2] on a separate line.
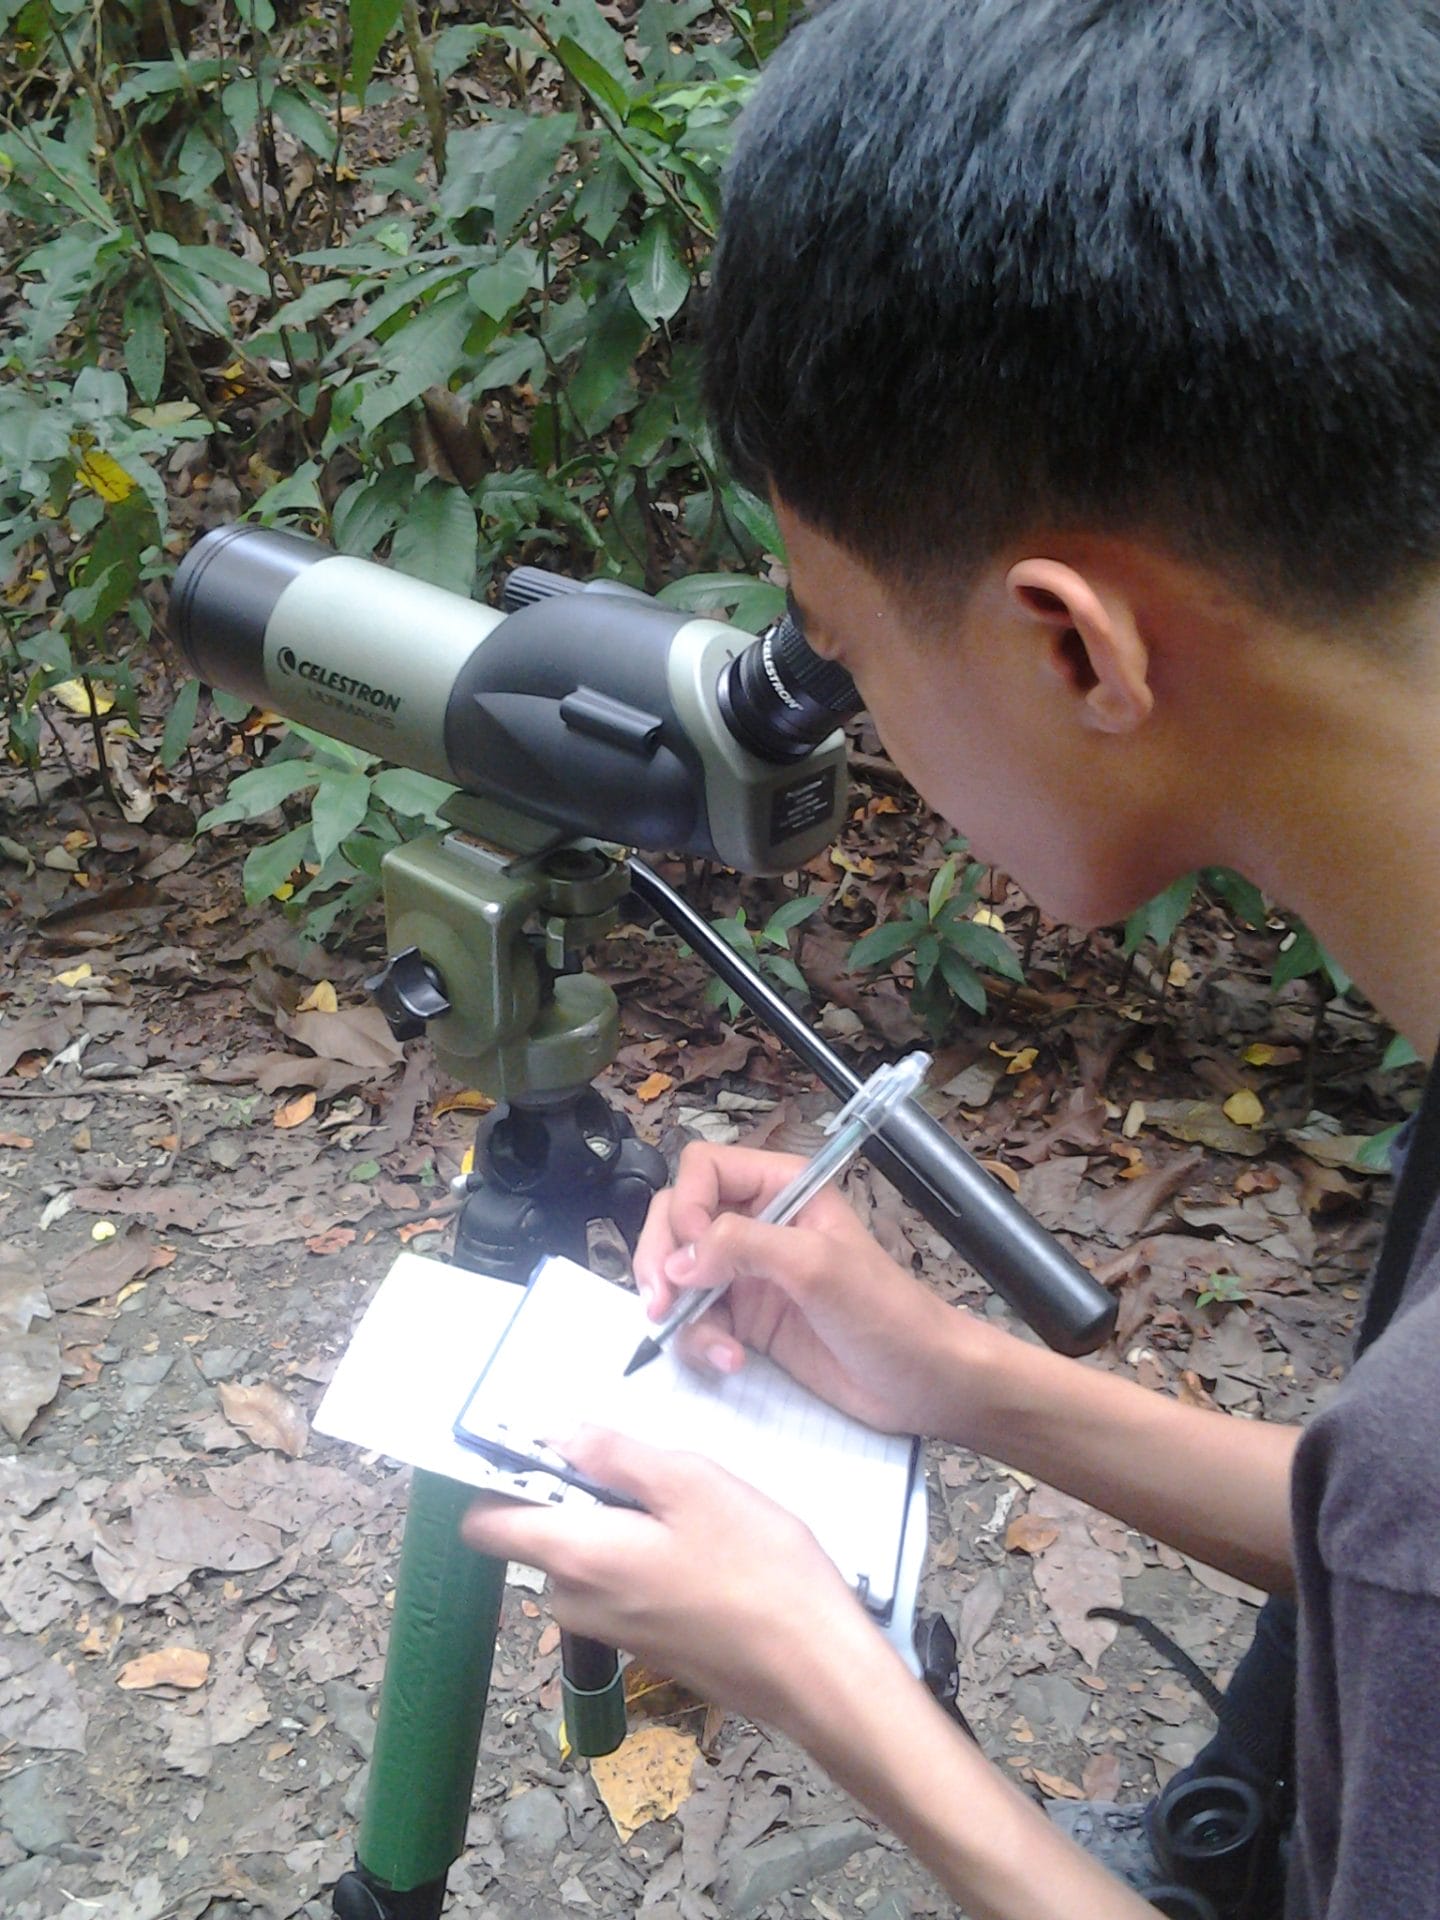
[706, 893, 825, 1018]
[847, 843, 1023, 1038]
[2, 2, 801, 935]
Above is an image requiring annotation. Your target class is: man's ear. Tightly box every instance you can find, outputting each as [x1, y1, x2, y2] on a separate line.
[1005, 558, 1154, 734]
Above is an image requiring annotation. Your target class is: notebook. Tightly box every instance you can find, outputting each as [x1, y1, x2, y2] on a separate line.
[453, 1254, 921, 1624]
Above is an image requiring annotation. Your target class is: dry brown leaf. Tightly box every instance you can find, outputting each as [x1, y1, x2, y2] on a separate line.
[635, 1071, 675, 1102]
[305, 1225, 357, 1256]
[397, 1215, 451, 1243]
[0, 1132, 34, 1149]
[1081, 1752, 1123, 1799]
[1005, 1513, 1061, 1556]
[1031, 1768, 1085, 1800]
[218, 1381, 309, 1457]
[117, 1646, 210, 1691]
[274, 1090, 316, 1130]
[589, 1725, 699, 1842]
[980, 1158, 1021, 1195]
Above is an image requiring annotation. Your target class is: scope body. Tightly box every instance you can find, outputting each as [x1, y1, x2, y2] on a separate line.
[172, 526, 855, 874]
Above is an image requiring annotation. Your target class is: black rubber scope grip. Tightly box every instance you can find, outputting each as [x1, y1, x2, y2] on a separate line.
[628, 858, 1117, 1357]
[503, 565, 585, 612]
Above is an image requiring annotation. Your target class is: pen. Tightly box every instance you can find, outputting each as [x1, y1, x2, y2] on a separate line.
[623, 1049, 932, 1376]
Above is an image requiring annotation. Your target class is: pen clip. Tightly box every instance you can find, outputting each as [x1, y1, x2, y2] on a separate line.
[823, 1049, 930, 1138]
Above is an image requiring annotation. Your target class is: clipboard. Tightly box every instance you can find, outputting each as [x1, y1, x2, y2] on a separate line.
[451, 1254, 924, 1631]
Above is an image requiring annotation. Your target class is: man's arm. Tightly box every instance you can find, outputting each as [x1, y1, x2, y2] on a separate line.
[957, 1320, 1299, 1593]
[637, 1144, 1299, 1593]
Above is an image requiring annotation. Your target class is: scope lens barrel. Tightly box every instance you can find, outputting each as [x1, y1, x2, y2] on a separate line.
[717, 613, 861, 762]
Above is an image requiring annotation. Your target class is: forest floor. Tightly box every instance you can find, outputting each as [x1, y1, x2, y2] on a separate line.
[0, 708, 1413, 1920]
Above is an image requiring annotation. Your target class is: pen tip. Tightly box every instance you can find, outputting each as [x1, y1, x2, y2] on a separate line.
[624, 1338, 659, 1378]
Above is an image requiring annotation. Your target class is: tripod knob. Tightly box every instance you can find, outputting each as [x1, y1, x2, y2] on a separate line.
[365, 947, 451, 1040]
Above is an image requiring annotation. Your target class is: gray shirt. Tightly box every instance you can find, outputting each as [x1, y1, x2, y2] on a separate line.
[1287, 1119, 1440, 1916]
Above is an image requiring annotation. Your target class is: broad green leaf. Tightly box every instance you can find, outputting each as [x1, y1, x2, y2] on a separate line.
[568, 288, 648, 434]
[848, 919, 919, 970]
[123, 283, 166, 406]
[349, 0, 404, 97]
[764, 894, 825, 937]
[491, 115, 575, 242]
[310, 771, 374, 867]
[553, 34, 631, 123]
[765, 954, 809, 998]
[574, 154, 633, 244]
[1203, 866, 1267, 929]
[927, 856, 958, 922]
[355, 294, 474, 434]
[625, 217, 692, 326]
[272, 86, 337, 160]
[199, 761, 321, 829]
[160, 678, 201, 769]
[1354, 1123, 1403, 1173]
[390, 481, 478, 597]
[332, 467, 414, 557]
[243, 824, 313, 905]
[723, 483, 784, 558]
[1122, 872, 1197, 956]
[271, 278, 355, 331]
[1272, 926, 1323, 990]
[468, 247, 539, 323]
[945, 919, 1025, 983]
[938, 946, 988, 1014]
[1382, 1032, 1420, 1072]
[370, 768, 458, 819]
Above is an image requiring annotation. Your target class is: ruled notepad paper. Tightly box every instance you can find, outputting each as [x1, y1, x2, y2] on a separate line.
[455, 1255, 917, 1613]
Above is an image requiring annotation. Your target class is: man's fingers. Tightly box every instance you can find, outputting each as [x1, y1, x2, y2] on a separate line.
[557, 1424, 704, 1512]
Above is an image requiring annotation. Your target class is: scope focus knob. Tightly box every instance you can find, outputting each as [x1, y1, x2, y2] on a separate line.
[365, 947, 452, 1041]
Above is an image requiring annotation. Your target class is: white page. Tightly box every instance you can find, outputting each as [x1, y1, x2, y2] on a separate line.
[455, 1255, 917, 1612]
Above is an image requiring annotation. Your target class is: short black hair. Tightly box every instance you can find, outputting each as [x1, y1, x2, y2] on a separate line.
[706, 0, 1440, 619]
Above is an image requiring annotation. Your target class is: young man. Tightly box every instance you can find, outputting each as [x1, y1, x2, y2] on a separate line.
[463, 4, 1440, 1914]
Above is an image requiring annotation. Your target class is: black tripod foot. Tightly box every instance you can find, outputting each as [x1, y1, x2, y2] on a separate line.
[332, 1865, 446, 1920]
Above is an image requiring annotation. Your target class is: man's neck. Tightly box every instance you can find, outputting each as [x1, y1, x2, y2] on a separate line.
[1199, 601, 1440, 1062]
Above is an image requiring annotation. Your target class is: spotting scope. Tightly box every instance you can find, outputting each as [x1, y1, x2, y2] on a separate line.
[170, 525, 858, 873]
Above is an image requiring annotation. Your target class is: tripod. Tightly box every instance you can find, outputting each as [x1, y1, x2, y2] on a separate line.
[330, 799, 1116, 1919]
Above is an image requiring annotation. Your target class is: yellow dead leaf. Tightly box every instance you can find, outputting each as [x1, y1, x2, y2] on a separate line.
[117, 1646, 210, 1691]
[869, 795, 902, 815]
[1222, 1088, 1265, 1128]
[115, 1280, 148, 1306]
[74, 447, 137, 503]
[55, 963, 93, 987]
[972, 906, 1005, 930]
[435, 1088, 495, 1119]
[1166, 958, 1192, 988]
[635, 1071, 675, 1103]
[272, 881, 295, 901]
[90, 1220, 117, 1242]
[274, 1090, 317, 1130]
[1005, 1047, 1038, 1075]
[218, 1380, 310, 1457]
[460, 1145, 475, 1176]
[50, 678, 115, 717]
[589, 1725, 699, 1842]
[1241, 1043, 1276, 1067]
[1122, 1100, 1146, 1139]
[296, 980, 339, 1014]
[829, 848, 876, 877]
[62, 829, 92, 853]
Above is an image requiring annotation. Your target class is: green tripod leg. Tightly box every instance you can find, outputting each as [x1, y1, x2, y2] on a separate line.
[333, 1470, 506, 1918]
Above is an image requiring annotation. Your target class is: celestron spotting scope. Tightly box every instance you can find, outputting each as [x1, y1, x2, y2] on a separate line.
[171, 525, 859, 872]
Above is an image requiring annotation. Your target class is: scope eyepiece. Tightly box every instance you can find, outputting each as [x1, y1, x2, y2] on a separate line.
[718, 613, 862, 763]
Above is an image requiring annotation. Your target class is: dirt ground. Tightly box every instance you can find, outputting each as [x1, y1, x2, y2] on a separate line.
[0, 749, 1408, 1920]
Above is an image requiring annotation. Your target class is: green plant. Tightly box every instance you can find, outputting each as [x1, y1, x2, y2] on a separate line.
[196, 726, 458, 941]
[1195, 1270, 1250, 1310]
[847, 842, 1023, 1037]
[705, 892, 825, 1017]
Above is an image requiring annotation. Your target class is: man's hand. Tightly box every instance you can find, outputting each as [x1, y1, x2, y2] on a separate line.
[461, 1426, 874, 1729]
[632, 1139, 984, 1439]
